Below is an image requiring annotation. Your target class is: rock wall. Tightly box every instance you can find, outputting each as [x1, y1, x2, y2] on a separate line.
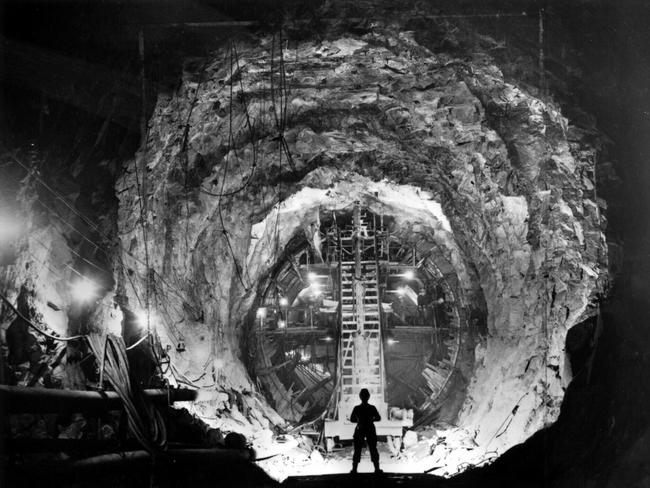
[111, 22, 607, 473]
[0, 156, 124, 388]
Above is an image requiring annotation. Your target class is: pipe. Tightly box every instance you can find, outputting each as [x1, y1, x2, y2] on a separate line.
[6, 438, 216, 453]
[8, 448, 256, 486]
[60, 448, 252, 471]
[0, 385, 197, 414]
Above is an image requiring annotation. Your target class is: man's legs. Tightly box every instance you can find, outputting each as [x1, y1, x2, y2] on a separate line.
[367, 431, 381, 472]
[351, 432, 364, 473]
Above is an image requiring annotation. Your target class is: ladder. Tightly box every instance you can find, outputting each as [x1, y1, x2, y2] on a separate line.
[329, 204, 390, 425]
[338, 205, 384, 410]
[324, 203, 409, 448]
[323, 202, 412, 451]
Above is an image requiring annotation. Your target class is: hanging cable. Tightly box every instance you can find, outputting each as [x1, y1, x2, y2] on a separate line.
[0, 167, 191, 349]
[199, 44, 259, 198]
[3, 164, 183, 308]
[213, 41, 251, 290]
[0, 291, 86, 342]
[87, 334, 167, 452]
[126, 333, 151, 351]
[132, 133, 152, 347]
[5, 155, 201, 318]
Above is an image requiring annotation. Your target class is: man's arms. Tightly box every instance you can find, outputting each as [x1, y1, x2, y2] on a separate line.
[350, 406, 358, 423]
[373, 406, 381, 422]
[350, 405, 381, 423]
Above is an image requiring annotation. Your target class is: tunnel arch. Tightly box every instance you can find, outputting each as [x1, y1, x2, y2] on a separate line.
[114, 26, 607, 477]
[242, 188, 483, 426]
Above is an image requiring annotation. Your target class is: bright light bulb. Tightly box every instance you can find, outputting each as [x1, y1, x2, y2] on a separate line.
[387, 337, 399, 346]
[307, 272, 317, 282]
[277, 319, 287, 329]
[256, 307, 267, 319]
[403, 269, 415, 280]
[396, 287, 406, 297]
[70, 277, 98, 303]
[279, 297, 289, 307]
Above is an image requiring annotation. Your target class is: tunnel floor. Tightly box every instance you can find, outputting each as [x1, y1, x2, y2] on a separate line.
[256, 438, 448, 479]
[281, 473, 447, 488]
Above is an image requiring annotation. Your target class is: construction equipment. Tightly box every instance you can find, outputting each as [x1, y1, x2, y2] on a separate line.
[324, 203, 411, 450]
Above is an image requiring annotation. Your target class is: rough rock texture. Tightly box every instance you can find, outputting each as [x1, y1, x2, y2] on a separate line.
[114, 24, 607, 473]
[0, 163, 123, 388]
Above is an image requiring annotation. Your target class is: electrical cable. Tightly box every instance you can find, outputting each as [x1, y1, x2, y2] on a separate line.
[0, 291, 86, 342]
[126, 333, 151, 351]
[1, 241, 139, 348]
[199, 45, 259, 198]
[131, 128, 152, 346]
[3, 167, 175, 445]
[6, 155, 201, 318]
[2, 198, 180, 399]
[0, 167, 190, 343]
[212, 41, 251, 291]
[2, 165, 190, 391]
[483, 391, 529, 450]
[87, 334, 167, 452]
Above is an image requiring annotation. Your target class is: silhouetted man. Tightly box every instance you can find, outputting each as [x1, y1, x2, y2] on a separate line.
[350, 388, 382, 473]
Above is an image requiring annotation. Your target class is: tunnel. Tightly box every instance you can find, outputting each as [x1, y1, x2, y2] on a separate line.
[2, 1, 649, 487]
[250, 205, 476, 429]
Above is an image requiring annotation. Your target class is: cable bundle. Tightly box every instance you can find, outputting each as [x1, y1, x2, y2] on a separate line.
[87, 333, 167, 452]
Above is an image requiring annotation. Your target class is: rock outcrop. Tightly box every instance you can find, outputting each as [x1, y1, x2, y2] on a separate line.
[114, 22, 607, 474]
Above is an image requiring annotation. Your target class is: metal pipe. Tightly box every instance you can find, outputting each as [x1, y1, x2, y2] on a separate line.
[0, 385, 197, 414]
[69, 448, 252, 470]
[9, 448, 253, 480]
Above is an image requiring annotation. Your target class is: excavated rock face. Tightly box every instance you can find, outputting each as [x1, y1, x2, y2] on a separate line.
[116, 25, 607, 473]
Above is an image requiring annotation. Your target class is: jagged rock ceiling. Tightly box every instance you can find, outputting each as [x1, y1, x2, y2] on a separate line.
[108, 23, 608, 474]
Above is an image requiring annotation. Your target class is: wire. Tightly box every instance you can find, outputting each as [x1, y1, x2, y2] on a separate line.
[3, 165, 173, 441]
[2, 238, 142, 348]
[132, 134, 152, 342]
[483, 391, 529, 450]
[0, 166, 185, 344]
[0, 291, 86, 342]
[213, 41, 251, 291]
[199, 48, 259, 198]
[1, 166, 139, 297]
[87, 334, 167, 452]
[126, 332, 151, 351]
[5, 155, 201, 318]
